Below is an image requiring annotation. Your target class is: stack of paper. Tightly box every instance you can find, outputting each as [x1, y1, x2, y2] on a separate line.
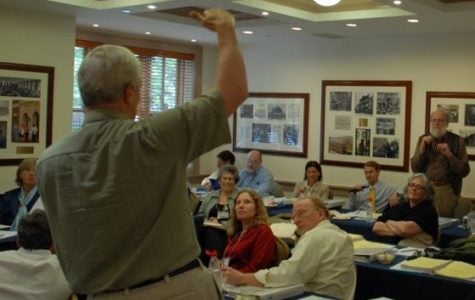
[438, 217, 459, 229]
[353, 240, 394, 250]
[270, 223, 297, 243]
[348, 234, 364, 242]
[434, 261, 475, 280]
[224, 283, 304, 300]
[353, 240, 394, 263]
[400, 257, 452, 272]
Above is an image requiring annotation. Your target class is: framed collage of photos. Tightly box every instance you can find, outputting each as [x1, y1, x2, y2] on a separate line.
[426, 91, 475, 160]
[0, 62, 54, 166]
[320, 80, 412, 171]
[233, 93, 309, 157]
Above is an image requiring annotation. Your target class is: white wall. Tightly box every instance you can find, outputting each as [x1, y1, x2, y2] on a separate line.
[0, 7, 75, 192]
[199, 33, 475, 198]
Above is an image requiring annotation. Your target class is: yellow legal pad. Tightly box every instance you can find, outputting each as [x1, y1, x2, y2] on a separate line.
[348, 234, 364, 242]
[401, 257, 452, 271]
[353, 239, 394, 250]
[435, 261, 475, 280]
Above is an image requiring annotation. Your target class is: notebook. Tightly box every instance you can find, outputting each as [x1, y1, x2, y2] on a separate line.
[400, 257, 452, 272]
[438, 217, 458, 229]
[434, 260, 475, 280]
[224, 283, 305, 300]
[209, 178, 220, 190]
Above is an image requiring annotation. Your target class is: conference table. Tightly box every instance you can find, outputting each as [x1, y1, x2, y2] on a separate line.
[264, 202, 475, 299]
[194, 206, 475, 300]
[354, 256, 475, 300]
[265, 202, 470, 248]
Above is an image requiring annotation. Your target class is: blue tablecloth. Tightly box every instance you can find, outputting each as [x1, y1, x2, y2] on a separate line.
[0, 231, 17, 251]
[355, 256, 475, 300]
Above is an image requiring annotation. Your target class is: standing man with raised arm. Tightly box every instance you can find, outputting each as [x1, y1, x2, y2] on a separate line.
[411, 109, 470, 217]
[36, 8, 247, 299]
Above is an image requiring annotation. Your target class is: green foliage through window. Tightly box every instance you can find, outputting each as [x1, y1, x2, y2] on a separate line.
[72, 44, 195, 130]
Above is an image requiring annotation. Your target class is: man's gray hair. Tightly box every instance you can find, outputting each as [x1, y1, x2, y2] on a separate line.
[218, 164, 240, 182]
[78, 44, 142, 107]
[405, 173, 435, 202]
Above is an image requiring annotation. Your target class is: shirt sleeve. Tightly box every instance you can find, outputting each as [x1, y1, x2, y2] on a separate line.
[254, 230, 322, 287]
[447, 137, 470, 177]
[293, 182, 302, 197]
[319, 184, 330, 200]
[256, 168, 274, 196]
[147, 90, 230, 164]
[410, 135, 428, 173]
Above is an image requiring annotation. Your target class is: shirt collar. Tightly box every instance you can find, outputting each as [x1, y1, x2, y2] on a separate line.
[84, 109, 131, 124]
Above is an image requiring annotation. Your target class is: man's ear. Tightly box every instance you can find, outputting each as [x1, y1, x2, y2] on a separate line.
[123, 84, 136, 105]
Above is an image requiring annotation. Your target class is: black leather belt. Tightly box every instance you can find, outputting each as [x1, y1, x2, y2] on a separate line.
[76, 259, 201, 299]
[127, 259, 201, 290]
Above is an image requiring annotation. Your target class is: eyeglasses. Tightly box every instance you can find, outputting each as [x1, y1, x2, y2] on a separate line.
[292, 209, 318, 220]
[408, 183, 426, 191]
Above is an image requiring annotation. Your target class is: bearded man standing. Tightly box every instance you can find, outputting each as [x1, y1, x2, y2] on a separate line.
[411, 109, 470, 217]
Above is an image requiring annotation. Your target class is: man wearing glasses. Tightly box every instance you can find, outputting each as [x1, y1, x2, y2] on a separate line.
[223, 197, 356, 300]
[373, 173, 439, 248]
[411, 109, 470, 217]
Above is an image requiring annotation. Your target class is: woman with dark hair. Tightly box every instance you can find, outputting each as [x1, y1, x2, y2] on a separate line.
[293, 161, 330, 200]
[0, 158, 41, 230]
[373, 173, 439, 248]
[223, 189, 277, 273]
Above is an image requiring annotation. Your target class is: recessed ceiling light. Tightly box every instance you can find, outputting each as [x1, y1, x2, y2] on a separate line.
[191, 39, 197, 43]
[147, 5, 156, 10]
[261, 11, 269, 16]
[313, 0, 341, 6]
[407, 19, 419, 23]
[145, 31, 151, 35]
[92, 24, 100, 28]
[242, 30, 253, 35]
[121, 9, 131, 13]
[393, 0, 402, 5]
[291, 27, 302, 31]
[346, 23, 357, 27]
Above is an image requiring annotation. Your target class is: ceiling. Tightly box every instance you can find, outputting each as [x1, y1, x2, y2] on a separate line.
[3, 0, 475, 46]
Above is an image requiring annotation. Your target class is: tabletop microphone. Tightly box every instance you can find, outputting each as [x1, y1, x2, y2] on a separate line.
[348, 185, 369, 193]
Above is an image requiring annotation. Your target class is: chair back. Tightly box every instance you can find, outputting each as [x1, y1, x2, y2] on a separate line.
[275, 236, 290, 264]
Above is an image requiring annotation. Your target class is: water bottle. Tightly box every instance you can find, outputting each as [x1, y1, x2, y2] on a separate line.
[366, 186, 376, 222]
[467, 211, 475, 235]
[208, 253, 222, 288]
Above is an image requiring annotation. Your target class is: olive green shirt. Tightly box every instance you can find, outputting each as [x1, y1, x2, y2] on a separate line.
[36, 90, 230, 293]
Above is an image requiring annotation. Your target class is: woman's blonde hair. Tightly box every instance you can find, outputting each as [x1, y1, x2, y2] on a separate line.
[15, 158, 37, 186]
[227, 189, 268, 237]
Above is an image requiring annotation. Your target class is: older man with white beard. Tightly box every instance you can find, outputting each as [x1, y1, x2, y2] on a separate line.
[411, 109, 470, 217]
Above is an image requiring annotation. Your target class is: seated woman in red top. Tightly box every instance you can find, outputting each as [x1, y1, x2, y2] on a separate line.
[223, 189, 277, 273]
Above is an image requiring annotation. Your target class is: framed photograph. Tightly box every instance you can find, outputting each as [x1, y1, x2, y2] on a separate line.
[233, 93, 309, 157]
[0, 62, 54, 166]
[426, 91, 475, 160]
[320, 80, 412, 171]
